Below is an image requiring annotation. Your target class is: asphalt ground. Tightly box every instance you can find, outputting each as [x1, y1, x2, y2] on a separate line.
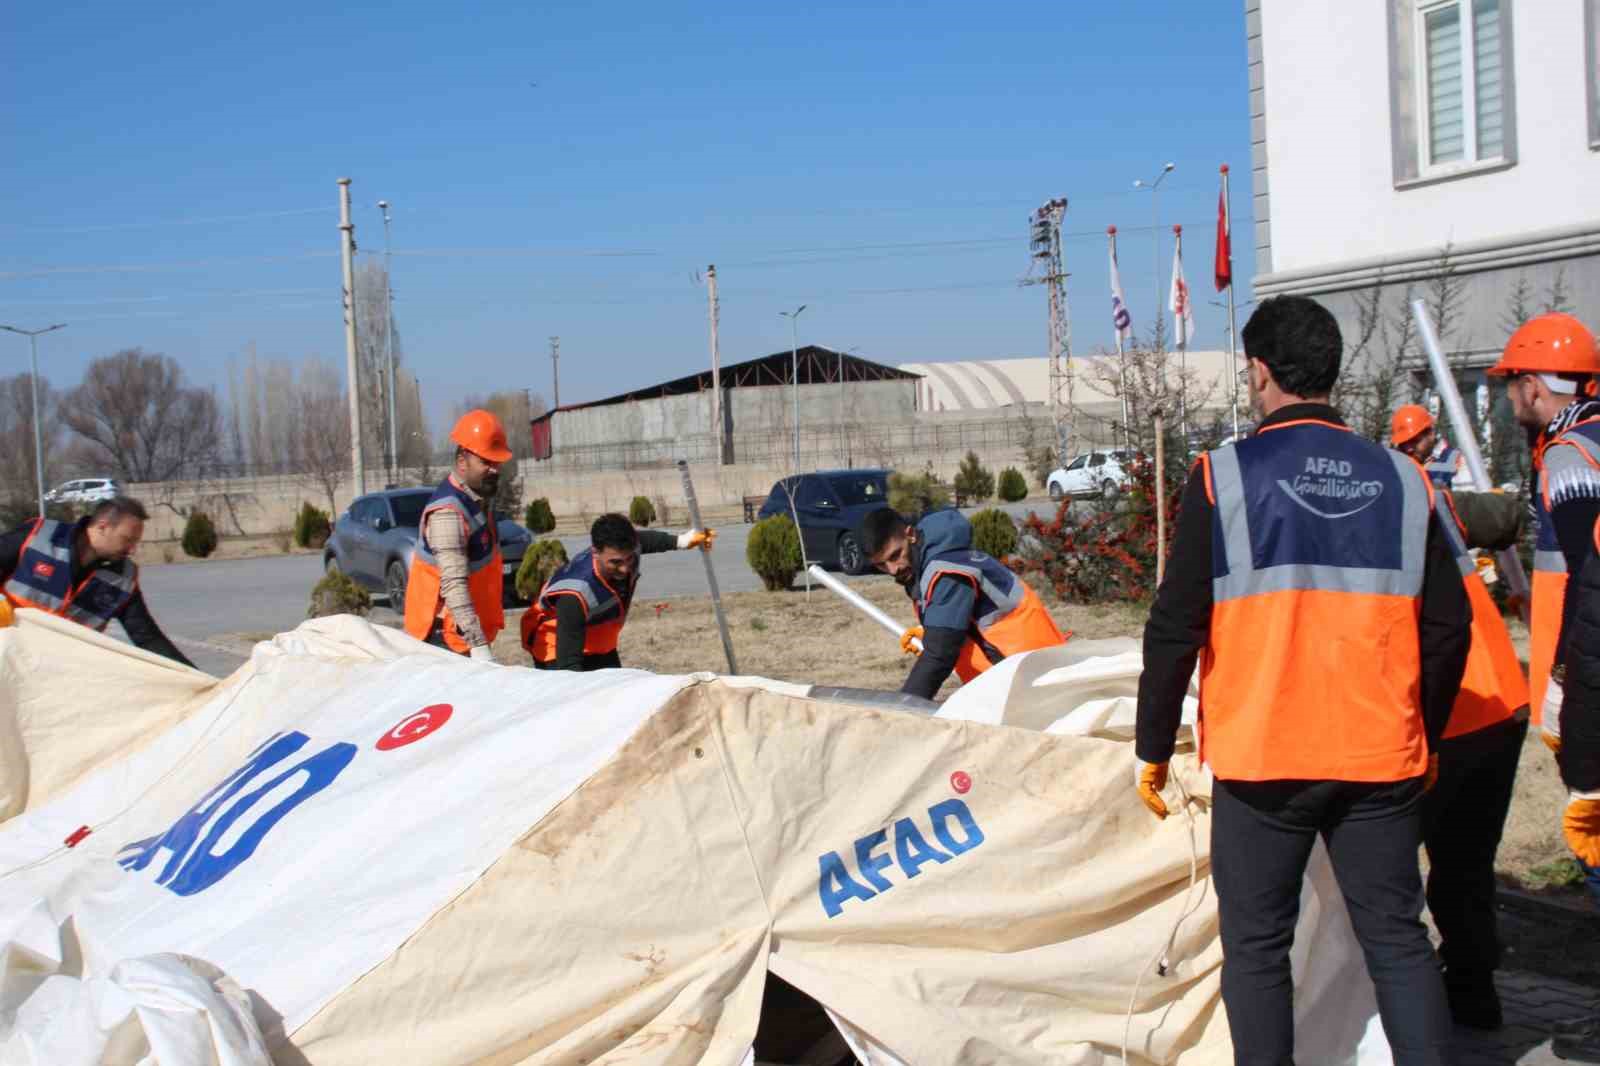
[132, 500, 1054, 676]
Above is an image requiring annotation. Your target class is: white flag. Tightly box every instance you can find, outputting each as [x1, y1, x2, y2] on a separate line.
[1109, 238, 1134, 346]
[1169, 232, 1195, 348]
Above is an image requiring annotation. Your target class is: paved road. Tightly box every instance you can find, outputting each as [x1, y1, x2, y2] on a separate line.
[133, 500, 1059, 676]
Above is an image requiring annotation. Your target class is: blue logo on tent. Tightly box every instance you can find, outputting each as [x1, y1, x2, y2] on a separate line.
[817, 798, 985, 919]
[117, 731, 357, 897]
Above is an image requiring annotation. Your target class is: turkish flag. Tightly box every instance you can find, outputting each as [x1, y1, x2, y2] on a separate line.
[1214, 183, 1232, 292]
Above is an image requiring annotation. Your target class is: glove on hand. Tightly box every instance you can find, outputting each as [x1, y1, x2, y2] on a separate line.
[678, 529, 717, 550]
[1136, 760, 1170, 819]
[899, 625, 924, 656]
[1564, 797, 1600, 867]
[1542, 679, 1564, 755]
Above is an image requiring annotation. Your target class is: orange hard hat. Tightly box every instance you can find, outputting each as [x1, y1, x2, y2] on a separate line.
[450, 409, 514, 463]
[1390, 404, 1434, 447]
[1487, 312, 1600, 378]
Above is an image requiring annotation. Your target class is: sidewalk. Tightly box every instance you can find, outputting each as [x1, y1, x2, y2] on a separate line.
[1457, 970, 1599, 1065]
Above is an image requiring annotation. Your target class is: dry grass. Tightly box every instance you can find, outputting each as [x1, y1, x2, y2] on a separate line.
[492, 579, 1575, 892]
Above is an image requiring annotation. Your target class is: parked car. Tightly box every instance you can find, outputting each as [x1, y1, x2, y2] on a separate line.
[323, 488, 533, 607]
[757, 468, 890, 575]
[44, 477, 122, 506]
[1046, 450, 1136, 500]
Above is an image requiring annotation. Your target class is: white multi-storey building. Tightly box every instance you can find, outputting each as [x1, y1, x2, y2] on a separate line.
[1249, 0, 1600, 370]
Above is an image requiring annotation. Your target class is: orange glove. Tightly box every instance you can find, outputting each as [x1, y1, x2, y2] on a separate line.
[1423, 754, 1440, 793]
[899, 625, 924, 656]
[1136, 760, 1170, 819]
[1564, 797, 1600, 867]
[0, 599, 12, 628]
[678, 529, 717, 551]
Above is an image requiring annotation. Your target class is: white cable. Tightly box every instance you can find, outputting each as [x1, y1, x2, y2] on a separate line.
[1121, 768, 1207, 1065]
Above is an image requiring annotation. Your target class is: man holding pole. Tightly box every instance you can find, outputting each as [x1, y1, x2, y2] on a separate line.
[521, 513, 714, 671]
[860, 506, 1065, 700]
[1135, 295, 1470, 1064]
[1485, 312, 1600, 910]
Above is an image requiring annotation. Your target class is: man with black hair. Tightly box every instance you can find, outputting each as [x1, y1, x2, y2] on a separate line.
[0, 496, 194, 666]
[861, 505, 1064, 700]
[1134, 294, 1470, 1063]
[521, 512, 715, 671]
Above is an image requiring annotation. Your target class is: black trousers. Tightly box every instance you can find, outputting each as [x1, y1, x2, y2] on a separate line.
[1212, 776, 1452, 1066]
[1422, 715, 1527, 981]
[533, 650, 621, 672]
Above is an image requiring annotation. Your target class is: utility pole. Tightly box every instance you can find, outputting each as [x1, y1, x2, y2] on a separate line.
[780, 306, 807, 471]
[378, 199, 398, 484]
[0, 322, 65, 518]
[549, 336, 561, 409]
[1134, 162, 1176, 344]
[706, 265, 724, 464]
[1026, 197, 1072, 463]
[338, 178, 366, 496]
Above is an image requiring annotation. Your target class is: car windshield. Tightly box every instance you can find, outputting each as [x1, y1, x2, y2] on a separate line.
[1065, 455, 1087, 471]
[826, 473, 889, 507]
[388, 492, 431, 529]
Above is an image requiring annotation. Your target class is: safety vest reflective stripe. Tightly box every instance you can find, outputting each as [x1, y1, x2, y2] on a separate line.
[402, 481, 504, 652]
[524, 549, 636, 662]
[1424, 446, 1459, 486]
[1432, 493, 1526, 739]
[2, 519, 137, 632]
[412, 499, 497, 576]
[1208, 444, 1430, 600]
[920, 560, 1025, 630]
[1529, 418, 1600, 718]
[1200, 422, 1431, 783]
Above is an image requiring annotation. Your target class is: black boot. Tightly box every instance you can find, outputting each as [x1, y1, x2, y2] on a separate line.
[1444, 971, 1503, 1031]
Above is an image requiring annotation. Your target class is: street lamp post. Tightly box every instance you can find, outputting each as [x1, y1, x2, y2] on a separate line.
[1133, 162, 1176, 342]
[377, 200, 398, 485]
[780, 305, 807, 470]
[0, 323, 66, 519]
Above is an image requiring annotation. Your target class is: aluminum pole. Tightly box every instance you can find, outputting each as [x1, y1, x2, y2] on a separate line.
[807, 564, 923, 652]
[1411, 299, 1532, 618]
[678, 460, 738, 673]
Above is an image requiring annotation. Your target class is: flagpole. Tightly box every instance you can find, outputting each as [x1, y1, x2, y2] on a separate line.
[1174, 224, 1188, 445]
[1222, 164, 1240, 439]
[1109, 226, 1131, 450]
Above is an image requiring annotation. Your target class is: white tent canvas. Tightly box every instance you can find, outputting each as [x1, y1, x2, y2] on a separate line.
[0, 612, 1388, 1064]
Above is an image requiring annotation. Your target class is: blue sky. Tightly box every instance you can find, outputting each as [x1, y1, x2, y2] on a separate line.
[1, 1, 1252, 431]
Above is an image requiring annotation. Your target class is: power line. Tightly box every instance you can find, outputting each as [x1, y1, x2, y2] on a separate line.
[0, 207, 326, 234]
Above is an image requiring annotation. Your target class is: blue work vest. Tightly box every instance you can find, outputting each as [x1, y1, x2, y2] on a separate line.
[2, 518, 138, 632]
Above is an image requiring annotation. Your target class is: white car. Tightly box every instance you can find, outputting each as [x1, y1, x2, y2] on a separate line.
[1047, 450, 1136, 500]
[44, 477, 122, 506]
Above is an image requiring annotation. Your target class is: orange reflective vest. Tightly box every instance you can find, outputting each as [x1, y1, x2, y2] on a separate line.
[915, 548, 1066, 683]
[521, 547, 636, 664]
[1199, 420, 1433, 782]
[402, 478, 504, 654]
[2, 517, 138, 631]
[1531, 417, 1600, 721]
[1433, 491, 1528, 739]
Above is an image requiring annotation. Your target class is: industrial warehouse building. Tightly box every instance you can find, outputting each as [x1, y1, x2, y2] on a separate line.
[530, 346, 1236, 472]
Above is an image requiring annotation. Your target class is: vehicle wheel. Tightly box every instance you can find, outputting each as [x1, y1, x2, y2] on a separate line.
[837, 531, 865, 575]
[1049, 482, 1064, 500]
[385, 561, 408, 608]
[1101, 479, 1118, 500]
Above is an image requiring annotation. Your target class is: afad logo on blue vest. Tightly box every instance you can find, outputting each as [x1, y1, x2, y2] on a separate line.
[816, 776, 985, 919]
[1275, 456, 1385, 519]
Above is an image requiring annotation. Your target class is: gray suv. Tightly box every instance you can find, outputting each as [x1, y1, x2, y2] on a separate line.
[324, 488, 533, 607]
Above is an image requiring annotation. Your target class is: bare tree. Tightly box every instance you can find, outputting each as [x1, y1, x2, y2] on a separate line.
[1500, 274, 1536, 335]
[60, 349, 222, 483]
[0, 372, 61, 510]
[298, 358, 352, 514]
[1544, 266, 1574, 315]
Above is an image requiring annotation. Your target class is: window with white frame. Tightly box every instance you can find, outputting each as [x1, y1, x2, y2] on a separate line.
[1388, 0, 1516, 184]
[1417, 0, 1506, 169]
